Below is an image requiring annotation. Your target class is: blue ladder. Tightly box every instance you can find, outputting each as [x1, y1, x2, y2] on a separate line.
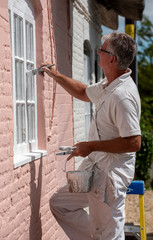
[125, 180, 146, 240]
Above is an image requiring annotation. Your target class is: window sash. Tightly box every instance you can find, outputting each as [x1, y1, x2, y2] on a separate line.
[9, 5, 37, 156]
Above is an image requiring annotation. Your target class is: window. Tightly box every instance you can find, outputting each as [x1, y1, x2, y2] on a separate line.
[95, 50, 100, 83]
[9, 0, 46, 168]
[84, 42, 92, 141]
[95, 48, 103, 83]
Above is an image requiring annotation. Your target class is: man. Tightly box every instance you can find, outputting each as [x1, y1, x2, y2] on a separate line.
[42, 32, 141, 240]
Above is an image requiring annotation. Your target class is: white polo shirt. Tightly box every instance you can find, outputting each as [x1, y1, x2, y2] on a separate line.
[86, 69, 141, 161]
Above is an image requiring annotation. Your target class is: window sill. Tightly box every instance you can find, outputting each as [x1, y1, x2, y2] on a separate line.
[14, 150, 47, 168]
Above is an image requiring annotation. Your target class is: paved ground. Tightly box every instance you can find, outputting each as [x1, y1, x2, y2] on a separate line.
[125, 190, 153, 239]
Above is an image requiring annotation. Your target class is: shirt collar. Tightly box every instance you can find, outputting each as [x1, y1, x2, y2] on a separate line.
[105, 68, 132, 92]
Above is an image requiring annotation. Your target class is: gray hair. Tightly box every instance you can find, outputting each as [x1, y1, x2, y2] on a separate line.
[102, 32, 137, 70]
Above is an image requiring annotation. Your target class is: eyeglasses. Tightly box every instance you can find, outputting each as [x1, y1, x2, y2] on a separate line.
[98, 48, 116, 57]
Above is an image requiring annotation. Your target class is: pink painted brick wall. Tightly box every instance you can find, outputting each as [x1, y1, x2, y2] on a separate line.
[0, 0, 73, 239]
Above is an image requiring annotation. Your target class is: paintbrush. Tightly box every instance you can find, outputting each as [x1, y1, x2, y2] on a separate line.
[27, 64, 55, 76]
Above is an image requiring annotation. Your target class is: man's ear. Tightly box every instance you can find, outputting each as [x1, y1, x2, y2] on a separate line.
[110, 55, 116, 63]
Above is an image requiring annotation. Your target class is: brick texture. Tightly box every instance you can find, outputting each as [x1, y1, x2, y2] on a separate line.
[0, 0, 102, 239]
[0, 0, 73, 240]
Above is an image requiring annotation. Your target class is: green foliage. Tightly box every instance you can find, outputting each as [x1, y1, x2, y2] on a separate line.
[141, 97, 153, 132]
[138, 64, 153, 97]
[136, 101, 153, 187]
[137, 16, 153, 67]
[137, 16, 153, 97]
[135, 16, 153, 188]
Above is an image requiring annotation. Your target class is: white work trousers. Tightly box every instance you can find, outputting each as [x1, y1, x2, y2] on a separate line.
[50, 98, 134, 239]
[50, 163, 127, 240]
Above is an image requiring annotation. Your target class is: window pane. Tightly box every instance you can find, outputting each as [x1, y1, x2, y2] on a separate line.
[26, 21, 34, 61]
[16, 103, 26, 144]
[14, 14, 17, 56]
[30, 24, 34, 61]
[32, 104, 35, 140]
[27, 103, 35, 141]
[28, 104, 32, 141]
[26, 21, 29, 60]
[15, 60, 24, 100]
[19, 17, 24, 57]
[14, 14, 23, 57]
[16, 104, 21, 144]
[28, 104, 33, 141]
[21, 104, 26, 142]
[26, 63, 35, 101]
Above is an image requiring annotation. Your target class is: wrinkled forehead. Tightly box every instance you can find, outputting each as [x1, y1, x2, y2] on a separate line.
[101, 38, 110, 49]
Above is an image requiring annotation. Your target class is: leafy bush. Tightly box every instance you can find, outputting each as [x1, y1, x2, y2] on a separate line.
[136, 16, 153, 188]
[135, 102, 153, 188]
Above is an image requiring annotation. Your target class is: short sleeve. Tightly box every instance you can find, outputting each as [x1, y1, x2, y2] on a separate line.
[114, 98, 141, 138]
[86, 79, 107, 104]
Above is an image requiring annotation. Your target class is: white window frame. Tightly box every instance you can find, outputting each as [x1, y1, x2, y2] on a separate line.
[9, 0, 47, 168]
[84, 46, 91, 141]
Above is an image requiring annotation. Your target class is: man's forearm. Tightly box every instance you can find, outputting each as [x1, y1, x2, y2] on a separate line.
[54, 72, 89, 101]
[67, 135, 141, 160]
[42, 66, 90, 102]
[90, 136, 141, 153]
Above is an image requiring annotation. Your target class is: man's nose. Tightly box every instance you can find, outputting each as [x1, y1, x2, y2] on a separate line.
[97, 49, 100, 55]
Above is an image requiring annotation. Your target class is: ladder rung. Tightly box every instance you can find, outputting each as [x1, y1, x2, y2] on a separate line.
[124, 225, 140, 233]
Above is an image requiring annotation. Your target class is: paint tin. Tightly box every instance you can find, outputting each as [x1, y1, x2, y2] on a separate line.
[66, 169, 93, 193]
